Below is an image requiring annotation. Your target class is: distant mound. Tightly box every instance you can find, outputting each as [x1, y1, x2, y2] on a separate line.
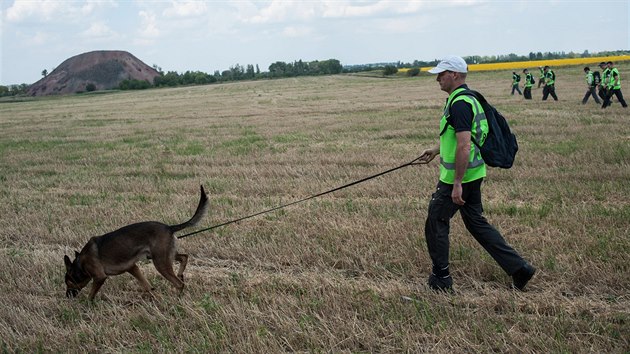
[27, 50, 161, 96]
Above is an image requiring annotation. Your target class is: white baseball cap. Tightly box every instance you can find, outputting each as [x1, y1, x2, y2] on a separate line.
[428, 55, 468, 74]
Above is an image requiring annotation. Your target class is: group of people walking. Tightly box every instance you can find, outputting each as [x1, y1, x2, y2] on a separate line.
[582, 61, 627, 108]
[512, 66, 558, 101]
[510, 61, 626, 108]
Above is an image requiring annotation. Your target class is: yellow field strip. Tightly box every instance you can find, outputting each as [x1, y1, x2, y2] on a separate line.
[415, 55, 630, 72]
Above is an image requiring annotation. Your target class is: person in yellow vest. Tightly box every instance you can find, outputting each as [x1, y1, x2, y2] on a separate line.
[582, 67, 601, 105]
[416, 55, 535, 292]
[598, 62, 610, 101]
[602, 61, 628, 108]
[522, 68, 533, 100]
[542, 66, 558, 101]
[511, 71, 522, 95]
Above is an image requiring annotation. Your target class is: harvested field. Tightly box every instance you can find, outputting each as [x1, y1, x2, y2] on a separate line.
[1, 64, 628, 352]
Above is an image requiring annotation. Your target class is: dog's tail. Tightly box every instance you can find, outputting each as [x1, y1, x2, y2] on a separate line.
[170, 185, 209, 233]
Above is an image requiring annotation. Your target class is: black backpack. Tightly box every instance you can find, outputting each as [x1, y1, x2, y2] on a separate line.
[446, 90, 518, 169]
[592, 71, 601, 86]
[514, 74, 521, 82]
[529, 74, 535, 85]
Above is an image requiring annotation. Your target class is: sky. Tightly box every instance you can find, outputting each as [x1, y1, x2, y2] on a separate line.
[1, 0, 629, 85]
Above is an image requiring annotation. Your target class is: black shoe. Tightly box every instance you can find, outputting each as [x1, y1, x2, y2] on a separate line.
[512, 263, 535, 291]
[428, 274, 453, 292]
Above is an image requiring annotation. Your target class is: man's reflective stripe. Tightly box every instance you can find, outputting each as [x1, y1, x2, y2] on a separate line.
[440, 157, 485, 170]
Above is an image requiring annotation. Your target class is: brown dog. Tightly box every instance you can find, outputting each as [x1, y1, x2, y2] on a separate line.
[64, 185, 208, 300]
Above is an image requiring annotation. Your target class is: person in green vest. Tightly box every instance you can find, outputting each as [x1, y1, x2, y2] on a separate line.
[522, 68, 533, 100]
[582, 67, 601, 104]
[602, 61, 628, 108]
[542, 66, 558, 101]
[538, 66, 544, 88]
[416, 55, 535, 292]
[511, 71, 522, 95]
[599, 62, 611, 102]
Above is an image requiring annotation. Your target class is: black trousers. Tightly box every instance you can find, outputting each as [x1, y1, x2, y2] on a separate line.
[598, 87, 608, 101]
[425, 180, 526, 277]
[602, 88, 628, 108]
[542, 85, 558, 101]
[524, 87, 532, 99]
[582, 87, 601, 104]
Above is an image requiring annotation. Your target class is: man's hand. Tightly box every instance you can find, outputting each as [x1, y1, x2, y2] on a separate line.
[416, 147, 439, 164]
[452, 182, 465, 205]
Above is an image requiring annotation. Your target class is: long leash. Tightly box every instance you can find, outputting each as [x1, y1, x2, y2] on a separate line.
[177, 157, 426, 239]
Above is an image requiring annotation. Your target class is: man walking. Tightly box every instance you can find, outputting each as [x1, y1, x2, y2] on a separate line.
[511, 71, 522, 96]
[599, 62, 611, 102]
[537, 66, 544, 88]
[602, 61, 628, 108]
[582, 67, 601, 104]
[523, 69, 533, 100]
[542, 66, 558, 101]
[416, 55, 535, 292]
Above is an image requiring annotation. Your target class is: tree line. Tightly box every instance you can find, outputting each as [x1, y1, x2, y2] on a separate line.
[146, 59, 342, 89]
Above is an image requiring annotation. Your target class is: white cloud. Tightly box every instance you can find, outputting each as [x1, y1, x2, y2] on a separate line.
[81, 21, 116, 38]
[27, 31, 53, 45]
[163, 0, 208, 18]
[231, 0, 259, 22]
[240, 0, 480, 24]
[5, 0, 64, 22]
[138, 10, 159, 39]
[5, 0, 118, 23]
[322, 1, 390, 18]
[81, 0, 118, 16]
[322, 0, 477, 18]
[246, 1, 319, 24]
[282, 25, 314, 38]
[236, 0, 456, 38]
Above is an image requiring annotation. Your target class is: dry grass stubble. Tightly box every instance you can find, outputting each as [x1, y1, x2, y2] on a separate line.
[0, 64, 629, 352]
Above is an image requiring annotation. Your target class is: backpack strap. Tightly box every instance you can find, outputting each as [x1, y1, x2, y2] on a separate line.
[441, 89, 486, 134]
[439, 89, 470, 136]
[442, 89, 488, 150]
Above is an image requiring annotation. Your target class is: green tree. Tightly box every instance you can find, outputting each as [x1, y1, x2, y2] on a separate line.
[383, 65, 398, 76]
[120, 79, 151, 90]
[246, 64, 256, 79]
[154, 71, 180, 87]
[406, 68, 420, 77]
[269, 61, 287, 77]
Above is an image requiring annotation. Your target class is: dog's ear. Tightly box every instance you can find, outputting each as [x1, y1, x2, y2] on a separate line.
[64, 255, 72, 270]
[74, 251, 80, 258]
